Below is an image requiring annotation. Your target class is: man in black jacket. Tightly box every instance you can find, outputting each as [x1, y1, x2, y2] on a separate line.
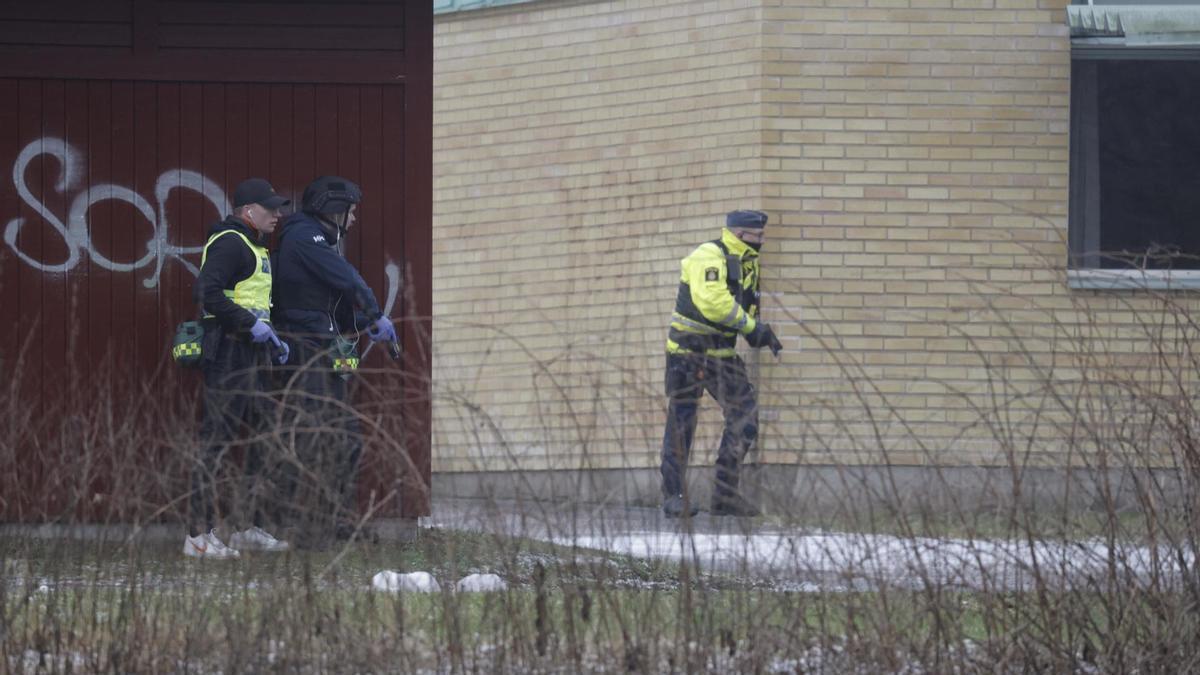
[271, 175, 397, 546]
[184, 177, 292, 559]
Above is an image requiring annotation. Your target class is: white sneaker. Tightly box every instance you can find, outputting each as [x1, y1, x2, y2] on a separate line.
[183, 530, 240, 559]
[228, 526, 289, 552]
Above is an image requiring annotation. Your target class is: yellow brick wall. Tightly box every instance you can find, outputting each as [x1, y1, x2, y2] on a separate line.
[434, 0, 770, 473]
[755, 0, 1200, 471]
[759, 0, 1075, 468]
[433, 0, 1200, 475]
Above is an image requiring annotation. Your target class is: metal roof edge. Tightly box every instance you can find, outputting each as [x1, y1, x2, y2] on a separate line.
[1069, 5, 1200, 44]
[434, 0, 538, 15]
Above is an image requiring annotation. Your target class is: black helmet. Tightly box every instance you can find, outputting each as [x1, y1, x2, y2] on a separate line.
[302, 175, 362, 216]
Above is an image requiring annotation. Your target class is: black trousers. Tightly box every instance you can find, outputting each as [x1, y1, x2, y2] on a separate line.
[273, 333, 363, 544]
[191, 335, 276, 535]
[660, 353, 758, 500]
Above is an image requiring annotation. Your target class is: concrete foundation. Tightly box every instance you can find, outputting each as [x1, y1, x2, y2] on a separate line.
[432, 463, 1193, 517]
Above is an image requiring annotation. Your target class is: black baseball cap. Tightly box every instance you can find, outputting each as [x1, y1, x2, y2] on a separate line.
[232, 178, 290, 209]
[727, 209, 768, 229]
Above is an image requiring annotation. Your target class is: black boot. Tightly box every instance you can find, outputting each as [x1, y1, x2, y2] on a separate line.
[662, 494, 700, 518]
[711, 491, 761, 517]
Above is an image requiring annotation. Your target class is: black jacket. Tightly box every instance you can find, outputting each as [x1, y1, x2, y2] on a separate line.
[193, 215, 267, 333]
[270, 211, 382, 337]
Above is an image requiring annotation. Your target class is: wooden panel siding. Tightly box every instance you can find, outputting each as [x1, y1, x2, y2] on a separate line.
[0, 0, 432, 521]
[0, 1, 133, 48]
[0, 1, 411, 84]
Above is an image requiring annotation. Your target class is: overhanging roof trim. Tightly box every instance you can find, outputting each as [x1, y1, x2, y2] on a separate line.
[434, 0, 534, 14]
[1069, 5, 1200, 45]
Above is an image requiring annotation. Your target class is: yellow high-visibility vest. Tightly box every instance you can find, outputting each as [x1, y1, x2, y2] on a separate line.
[666, 228, 760, 357]
[200, 229, 272, 321]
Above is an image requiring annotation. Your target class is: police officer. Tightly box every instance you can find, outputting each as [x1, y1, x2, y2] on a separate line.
[185, 178, 291, 559]
[271, 175, 397, 545]
[660, 210, 782, 518]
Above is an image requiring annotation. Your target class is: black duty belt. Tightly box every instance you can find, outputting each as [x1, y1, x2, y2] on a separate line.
[669, 327, 736, 352]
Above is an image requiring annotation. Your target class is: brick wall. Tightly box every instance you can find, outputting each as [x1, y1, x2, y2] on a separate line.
[759, 0, 1076, 468]
[434, 0, 769, 473]
[434, 0, 1200, 477]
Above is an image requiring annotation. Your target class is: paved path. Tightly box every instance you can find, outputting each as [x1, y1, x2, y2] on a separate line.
[426, 498, 1193, 591]
[3, 498, 1189, 592]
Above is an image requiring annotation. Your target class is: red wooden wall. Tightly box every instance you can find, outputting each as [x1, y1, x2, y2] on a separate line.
[0, 1, 432, 521]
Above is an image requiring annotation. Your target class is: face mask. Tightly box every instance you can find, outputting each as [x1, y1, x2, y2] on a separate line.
[733, 228, 763, 251]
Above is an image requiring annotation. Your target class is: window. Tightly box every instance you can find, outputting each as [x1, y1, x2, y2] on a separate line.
[1068, 4, 1200, 288]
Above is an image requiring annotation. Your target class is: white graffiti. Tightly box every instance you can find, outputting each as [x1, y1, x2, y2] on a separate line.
[4, 137, 398, 319]
[5, 137, 225, 288]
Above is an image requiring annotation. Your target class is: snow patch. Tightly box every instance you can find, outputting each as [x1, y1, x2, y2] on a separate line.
[558, 530, 1196, 591]
[371, 571, 509, 593]
[456, 573, 507, 592]
[371, 571, 441, 593]
[369, 569, 511, 590]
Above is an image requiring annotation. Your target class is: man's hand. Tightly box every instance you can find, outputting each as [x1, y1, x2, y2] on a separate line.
[367, 316, 398, 343]
[747, 323, 782, 356]
[249, 319, 277, 344]
[274, 339, 290, 365]
[764, 325, 782, 356]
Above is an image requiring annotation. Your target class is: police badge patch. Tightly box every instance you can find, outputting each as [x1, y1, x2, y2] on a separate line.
[705, 267, 719, 281]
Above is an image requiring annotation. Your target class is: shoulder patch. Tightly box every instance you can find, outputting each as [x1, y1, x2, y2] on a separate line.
[705, 267, 720, 282]
[312, 234, 326, 244]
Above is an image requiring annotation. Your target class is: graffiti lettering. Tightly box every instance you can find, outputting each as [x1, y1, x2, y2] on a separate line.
[4, 137, 398, 320]
[4, 137, 82, 273]
[4, 137, 222, 288]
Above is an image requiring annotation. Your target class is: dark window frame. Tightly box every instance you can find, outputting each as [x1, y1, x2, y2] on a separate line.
[1069, 45, 1200, 289]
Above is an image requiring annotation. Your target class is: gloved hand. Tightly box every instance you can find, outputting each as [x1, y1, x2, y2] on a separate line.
[249, 319, 277, 344]
[367, 315, 398, 343]
[274, 338, 290, 365]
[746, 323, 783, 356]
[764, 325, 783, 356]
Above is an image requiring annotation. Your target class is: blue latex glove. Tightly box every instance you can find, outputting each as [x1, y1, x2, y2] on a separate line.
[367, 316, 398, 343]
[249, 319, 276, 344]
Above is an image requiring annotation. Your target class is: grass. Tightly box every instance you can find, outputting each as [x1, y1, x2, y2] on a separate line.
[3, 528, 683, 672]
[1, 527, 682, 594]
[7, 269, 1200, 672]
[3, 528, 805, 672]
[7, 526, 1197, 673]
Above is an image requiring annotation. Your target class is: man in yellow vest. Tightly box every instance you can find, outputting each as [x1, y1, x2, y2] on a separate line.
[184, 178, 291, 559]
[661, 210, 782, 518]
